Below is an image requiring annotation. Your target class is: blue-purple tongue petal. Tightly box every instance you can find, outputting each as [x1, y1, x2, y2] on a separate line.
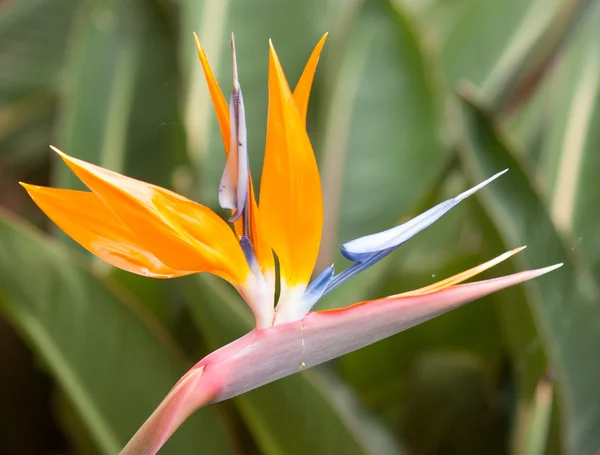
[299, 265, 335, 314]
[218, 36, 249, 223]
[341, 169, 508, 261]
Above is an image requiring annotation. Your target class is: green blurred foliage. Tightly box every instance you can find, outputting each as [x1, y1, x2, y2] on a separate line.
[1, 0, 599, 454]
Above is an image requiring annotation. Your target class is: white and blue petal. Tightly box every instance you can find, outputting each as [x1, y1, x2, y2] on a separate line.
[341, 169, 508, 260]
[219, 36, 250, 222]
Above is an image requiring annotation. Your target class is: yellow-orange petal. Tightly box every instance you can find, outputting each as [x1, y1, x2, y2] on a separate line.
[21, 184, 187, 278]
[396, 247, 527, 297]
[194, 32, 230, 156]
[259, 42, 324, 287]
[293, 33, 328, 126]
[246, 180, 275, 281]
[50, 146, 250, 284]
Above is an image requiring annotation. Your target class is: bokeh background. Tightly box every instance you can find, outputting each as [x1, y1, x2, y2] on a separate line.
[1, 0, 600, 454]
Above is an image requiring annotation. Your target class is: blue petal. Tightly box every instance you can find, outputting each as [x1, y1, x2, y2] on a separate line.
[341, 169, 508, 260]
[299, 265, 335, 314]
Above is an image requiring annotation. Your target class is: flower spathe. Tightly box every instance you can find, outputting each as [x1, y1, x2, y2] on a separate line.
[22, 33, 561, 455]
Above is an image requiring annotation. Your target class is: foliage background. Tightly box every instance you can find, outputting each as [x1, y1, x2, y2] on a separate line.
[1, 0, 600, 454]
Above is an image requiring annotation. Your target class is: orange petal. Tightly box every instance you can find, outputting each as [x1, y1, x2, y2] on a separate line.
[21, 184, 186, 278]
[51, 146, 250, 284]
[260, 42, 324, 287]
[194, 34, 274, 280]
[293, 33, 328, 126]
[193, 33, 230, 157]
[396, 247, 527, 297]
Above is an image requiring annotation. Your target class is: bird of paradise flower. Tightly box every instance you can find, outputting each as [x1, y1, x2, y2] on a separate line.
[21, 33, 561, 454]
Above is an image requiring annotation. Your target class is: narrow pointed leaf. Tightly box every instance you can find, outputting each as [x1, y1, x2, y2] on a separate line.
[442, 0, 595, 114]
[539, 4, 600, 278]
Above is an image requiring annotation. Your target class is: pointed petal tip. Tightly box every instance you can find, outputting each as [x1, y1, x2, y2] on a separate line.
[536, 262, 564, 275]
[49, 145, 63, 155]
[231, 33, 239, 89]
[316, 32, 329, 48]
[193, 33, 201, 50]
[456, 168, 508, 202]
[19, 181, 41, 195]
[193, 33, 208, 60]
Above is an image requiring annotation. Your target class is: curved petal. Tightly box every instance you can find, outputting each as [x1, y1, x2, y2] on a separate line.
[51, 146, 249, 285]
[260, 41, 323, 287]
[194, 34, 274, 280]
[293, 33, 328, 125]
[21, 184, 186, 278]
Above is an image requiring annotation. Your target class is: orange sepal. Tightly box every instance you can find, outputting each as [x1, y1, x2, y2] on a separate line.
[21, 184, 186, 278]
[396, 247, 527, 297]
[259, 42, 324, 286]
[293, 33, 328, 125]
[193, 33, 230, 157]
[50, 147, 250, 284]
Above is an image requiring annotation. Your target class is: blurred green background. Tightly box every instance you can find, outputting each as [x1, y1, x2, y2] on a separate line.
[1, 0, 600, 454]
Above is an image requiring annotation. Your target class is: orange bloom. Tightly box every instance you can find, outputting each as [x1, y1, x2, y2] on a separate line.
[21, 34, 561, 455]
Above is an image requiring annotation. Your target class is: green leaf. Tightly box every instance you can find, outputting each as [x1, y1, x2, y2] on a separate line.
[400, 351, 509, 455]
[54, 0, 186, 190]
[0, 210, 237, 455]
[453, 92, 600, 455]
[442, 0, 543, 87]
[442, 0, 595, 112]
[0, 0, 79, 104]
[537, 2, 600, 278]
[522, 377, 554, 455]
[180, 274, 404, 455]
